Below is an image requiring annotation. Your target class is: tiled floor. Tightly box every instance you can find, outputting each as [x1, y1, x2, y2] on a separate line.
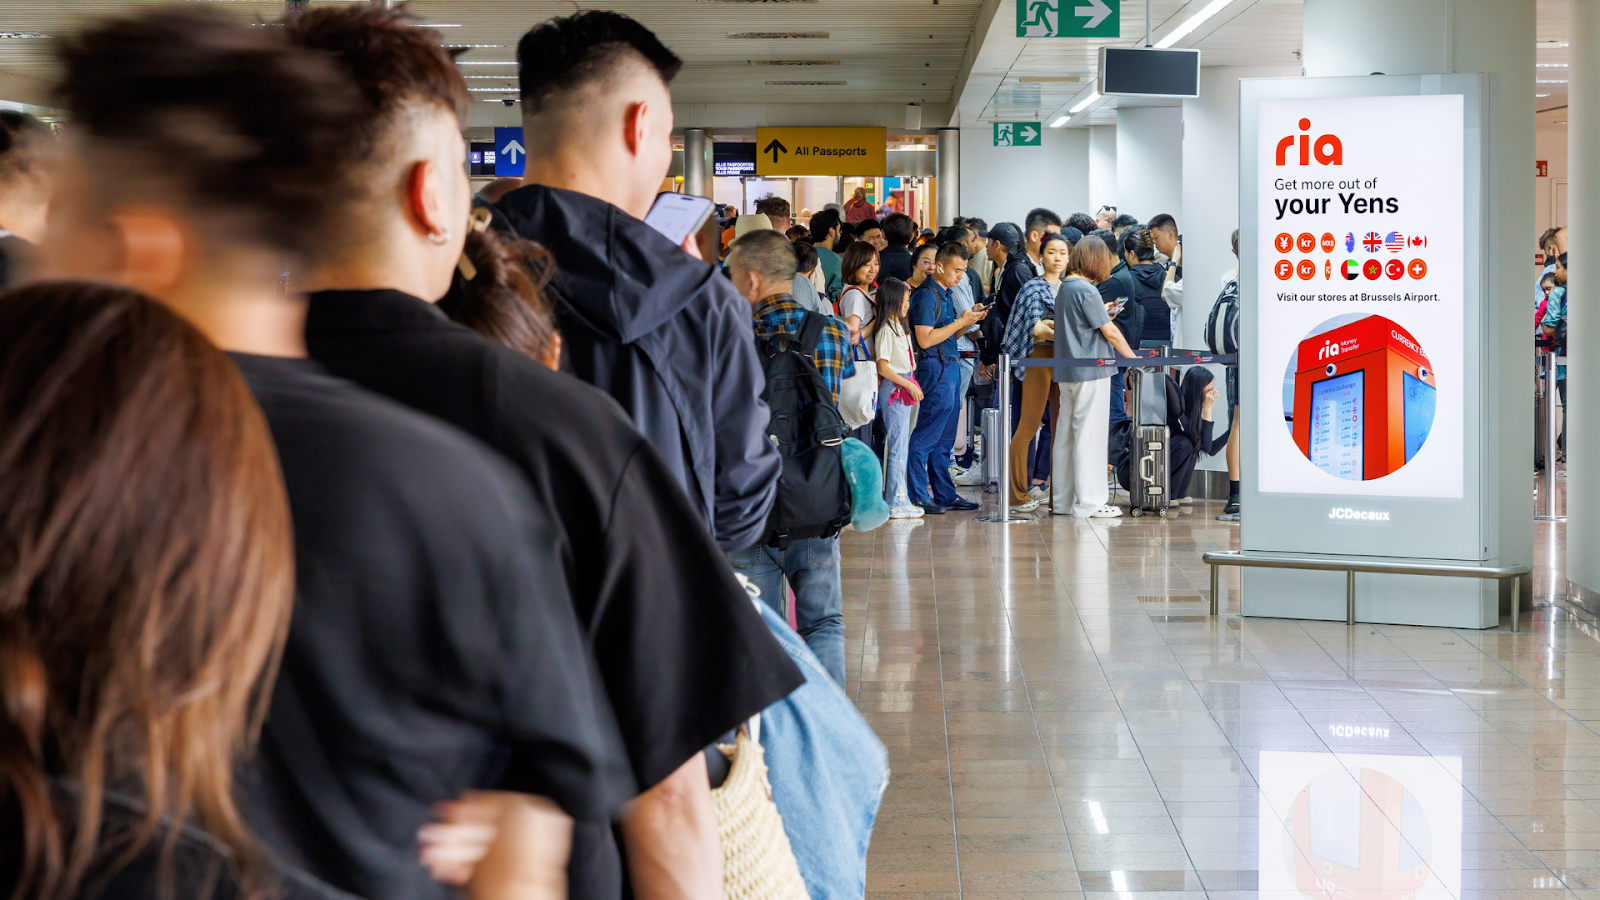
[844, 474, 1598, 900]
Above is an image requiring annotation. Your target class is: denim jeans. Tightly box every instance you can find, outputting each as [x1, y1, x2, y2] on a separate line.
[878, 380, 913, 508]
[1110, 369, 1131, 426]
[749, 598, 889, 900]
[727, 537, 845, 687]
[940, 358, 975, 469]
[906, 356, 961, 507]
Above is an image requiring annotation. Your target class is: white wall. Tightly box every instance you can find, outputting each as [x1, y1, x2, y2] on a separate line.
[1181, 66, 1301, 471]
[1089, 124, 1118, 212]
[1535, 125, 1569, 240]
[957, 125, 1089, 227]
[1115, 107, 1183, 225]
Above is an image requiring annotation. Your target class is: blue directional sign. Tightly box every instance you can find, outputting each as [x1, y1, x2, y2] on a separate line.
[494, 126, 526, 177]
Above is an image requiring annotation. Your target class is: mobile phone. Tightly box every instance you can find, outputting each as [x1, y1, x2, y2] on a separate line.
[643, 192, 716, 246]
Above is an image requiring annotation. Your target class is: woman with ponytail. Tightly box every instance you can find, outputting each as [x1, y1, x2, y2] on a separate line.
[439, 208, 562, 369]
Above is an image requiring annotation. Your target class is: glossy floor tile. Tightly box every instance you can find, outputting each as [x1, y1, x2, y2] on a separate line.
[844, 473, 1599, 899]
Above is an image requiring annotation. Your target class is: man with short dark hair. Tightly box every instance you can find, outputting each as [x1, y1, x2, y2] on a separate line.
[878, 212, 916, 282]
[724, 228, 852, 686]
[754, 195, 792, 233]
[1023, 207, 1063, 276]
[907, 242, 988, 514]
[858, 220, 887, 252]
[1067, 212, 1097, 236]
[1148, 213, 1183, 342]
[498, 10, 780, 554]
[808, 207, 844, 300]
[1112, 213, 1140, 236]
[289, 10, 803, 900]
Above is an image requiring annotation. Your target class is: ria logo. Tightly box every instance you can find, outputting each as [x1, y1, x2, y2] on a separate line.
[1275, 117, 1344, 166]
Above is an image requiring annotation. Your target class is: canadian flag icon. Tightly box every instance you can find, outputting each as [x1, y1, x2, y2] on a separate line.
[1408, 235, 1428, 248]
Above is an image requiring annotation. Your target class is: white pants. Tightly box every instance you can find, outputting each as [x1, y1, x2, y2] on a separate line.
[1052, 377, 1112, 517]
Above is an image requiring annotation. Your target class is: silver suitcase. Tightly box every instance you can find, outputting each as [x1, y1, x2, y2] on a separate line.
[1125, 368, 1171, 518]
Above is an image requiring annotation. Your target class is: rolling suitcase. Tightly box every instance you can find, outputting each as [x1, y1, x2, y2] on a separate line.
[981, 407, 1001, 488]
[1124, 367, 1171, 518]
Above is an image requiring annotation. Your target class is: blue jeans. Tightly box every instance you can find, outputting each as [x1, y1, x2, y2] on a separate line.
[878, 380, 913, 508]
[941, 358, 975, 467]
[751, 599, 889, 900]
[907, 356, 961, 506]
[1110, 369, 1130, 426]
[728, 537, 845, 687]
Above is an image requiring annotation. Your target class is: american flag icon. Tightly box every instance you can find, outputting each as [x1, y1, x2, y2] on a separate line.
[1363, 232, 1383, 253]
[1385, 232, 1405, 252]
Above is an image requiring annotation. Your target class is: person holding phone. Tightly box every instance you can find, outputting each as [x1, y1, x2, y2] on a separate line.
[1000, 232, 1071, 512]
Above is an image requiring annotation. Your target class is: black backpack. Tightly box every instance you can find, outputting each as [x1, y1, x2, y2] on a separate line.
[757, 311, 852, 548]
[1205, 277, 1240, 355]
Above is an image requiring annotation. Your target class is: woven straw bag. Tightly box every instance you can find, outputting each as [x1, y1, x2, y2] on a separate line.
[712, 728, 811, 900]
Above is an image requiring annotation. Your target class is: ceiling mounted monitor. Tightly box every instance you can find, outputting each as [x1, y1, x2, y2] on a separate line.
[1098, 47, 1201, 98]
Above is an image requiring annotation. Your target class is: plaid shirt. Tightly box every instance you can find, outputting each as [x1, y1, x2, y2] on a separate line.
[753, 292, 855, 406]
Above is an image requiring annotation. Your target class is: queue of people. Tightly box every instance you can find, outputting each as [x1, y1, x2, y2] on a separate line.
[0, 8, 894, 900]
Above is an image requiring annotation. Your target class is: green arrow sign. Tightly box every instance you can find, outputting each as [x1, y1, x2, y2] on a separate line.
[1016, 0, 1119, 38]
[993, 122, 1043, 147]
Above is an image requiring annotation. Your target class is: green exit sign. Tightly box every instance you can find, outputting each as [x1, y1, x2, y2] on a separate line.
[994, 122, 1043, 147]
[1017, 0, 1119, 38]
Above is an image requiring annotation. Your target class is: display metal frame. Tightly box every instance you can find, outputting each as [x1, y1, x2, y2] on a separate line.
[1238, 74, 1496, 627]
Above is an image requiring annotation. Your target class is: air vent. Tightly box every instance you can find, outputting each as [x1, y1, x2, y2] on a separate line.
[765, 80, 846, 86]
[749, 59, 840, 65]
[1018, 76, 1082, 83]
[728, 32, 830, 39]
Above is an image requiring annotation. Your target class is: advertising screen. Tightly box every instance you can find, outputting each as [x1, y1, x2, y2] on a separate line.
[1255, 94, 1463, 499]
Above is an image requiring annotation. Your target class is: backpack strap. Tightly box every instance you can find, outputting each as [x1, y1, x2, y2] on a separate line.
[796, 310, 827, 357]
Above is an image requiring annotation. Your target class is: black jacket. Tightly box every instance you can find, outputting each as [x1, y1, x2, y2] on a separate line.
[1098, 265, 1142, 348]
[496, 185, 780, 551]
[878, 244, 913, 284]
[982, 251, 1037, 365]
[1128, 262, 1170, 345]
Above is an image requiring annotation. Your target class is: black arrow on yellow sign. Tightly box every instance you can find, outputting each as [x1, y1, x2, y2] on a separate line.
[763, 138, 788, 164]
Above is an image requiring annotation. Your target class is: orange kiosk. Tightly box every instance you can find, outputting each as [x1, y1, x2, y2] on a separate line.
[1291, 315, 1436, 481]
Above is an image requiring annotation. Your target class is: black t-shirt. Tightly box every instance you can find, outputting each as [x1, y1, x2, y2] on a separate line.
[305, 291, 804, 790]
[1, 787, 358, 900]
[878, 245, 913, 283]
[232, 353, 629, 900]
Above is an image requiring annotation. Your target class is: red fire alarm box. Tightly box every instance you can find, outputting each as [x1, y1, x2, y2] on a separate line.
[1292, 315, 1436, 481]
[1537, 160, 1549, 177]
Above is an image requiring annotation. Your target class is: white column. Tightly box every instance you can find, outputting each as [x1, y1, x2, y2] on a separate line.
[682, 128, 710, 199]
[1115, 107, 1182, 224]
[1569, 2, 1600, 592]
[936, 128, 960, 226]
[1299, 0, 1535, 607]
[1089, 124, 1117, 212]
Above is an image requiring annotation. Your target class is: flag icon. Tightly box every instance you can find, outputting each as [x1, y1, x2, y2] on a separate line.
[1341, 260, 1361, 281]
[1363, 232, 1383, 253]
[1385, 232, 1405, 252]
[1344, 233, 1356, 252]
[1408, 235, 1428, 249]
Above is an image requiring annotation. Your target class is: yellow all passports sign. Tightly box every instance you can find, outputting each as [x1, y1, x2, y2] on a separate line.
[755, 127, 887, 176]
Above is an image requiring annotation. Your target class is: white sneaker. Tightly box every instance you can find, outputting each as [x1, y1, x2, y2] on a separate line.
[1089, 505, 1123, 518]
[889, 505, 925, 519]
[953, 467, 987, 487]
[1011, 498, 1042, 513]
[1027, 485, 1049, 502]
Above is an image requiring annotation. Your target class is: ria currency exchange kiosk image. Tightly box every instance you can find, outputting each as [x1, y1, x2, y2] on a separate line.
[1237, 74, 1528, 629]
[1291, 316, 1436, 482]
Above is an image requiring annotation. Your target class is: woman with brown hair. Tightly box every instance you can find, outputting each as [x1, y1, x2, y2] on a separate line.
[439, 210, 562, 369]
[0, 283, 341, 899]
[1043, 235, 1138, 517]
[837, 239, 879, 341]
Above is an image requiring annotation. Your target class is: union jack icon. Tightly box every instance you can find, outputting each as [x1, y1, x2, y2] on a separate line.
[1385, 232, 1406, 252]
[1363, 232, 1383, 253]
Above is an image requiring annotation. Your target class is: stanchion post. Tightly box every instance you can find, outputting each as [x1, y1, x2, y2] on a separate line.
[1545, 351, 1559, 517]
[1209, 564, 1220, 616]
[998, 353, 1011, 521]
[1346, 570, 1356, 626]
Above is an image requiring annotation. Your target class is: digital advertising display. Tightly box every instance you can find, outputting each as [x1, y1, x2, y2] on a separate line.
[1255, 95, 1464, 499]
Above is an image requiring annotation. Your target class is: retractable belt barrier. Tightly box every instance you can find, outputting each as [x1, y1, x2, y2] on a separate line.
[979, 351, 1237, 525]
[1010, 351, 1239, 369]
